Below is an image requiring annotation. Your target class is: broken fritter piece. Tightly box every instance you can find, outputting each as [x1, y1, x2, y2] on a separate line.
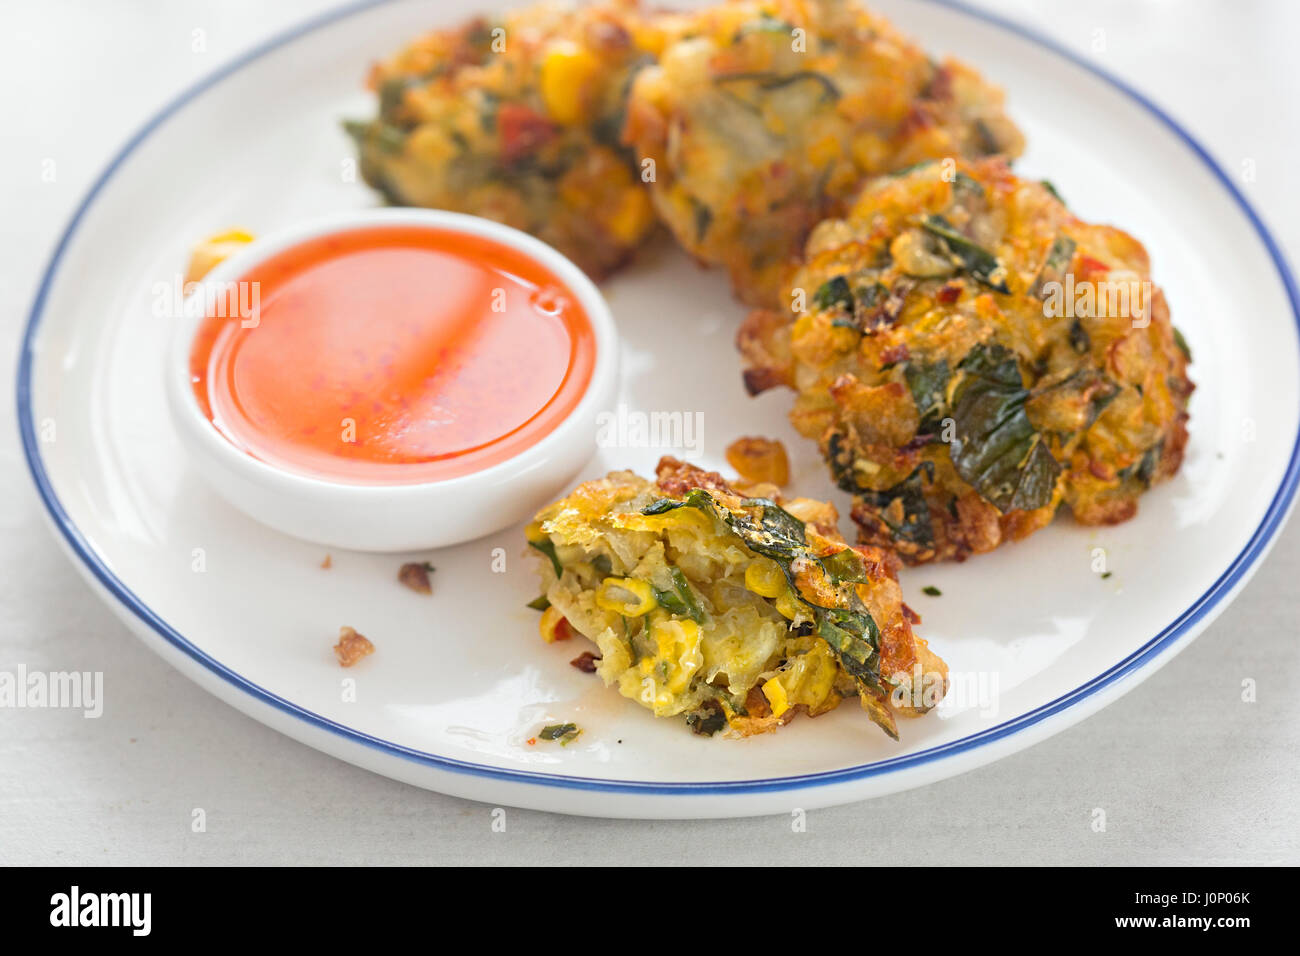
[738, 157, 1193, 562]
[528, 456, 948, 738]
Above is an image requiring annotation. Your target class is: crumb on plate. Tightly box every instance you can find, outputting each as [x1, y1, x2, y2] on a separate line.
[334, 626, 374, 667]
[725, 436, 790, 486]
[398, 561, 434, 594]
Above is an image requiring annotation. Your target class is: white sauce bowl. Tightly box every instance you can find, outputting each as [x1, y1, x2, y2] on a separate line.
[165, 208, 618, 552]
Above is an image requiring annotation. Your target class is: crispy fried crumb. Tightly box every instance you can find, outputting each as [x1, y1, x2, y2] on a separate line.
[333, 626, 374, 667]
[725, 436, 790, 486]
[320, 554, 332, 569]
[398, 562, 433, 594]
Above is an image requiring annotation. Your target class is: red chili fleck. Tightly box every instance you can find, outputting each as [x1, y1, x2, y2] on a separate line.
[1076, 255, 1110, 279]
[498, 103, 557, 163]
[926, 65, 955, 101]
[1089, 459, 1116, 481]
[587, 19, 632, 52]
[880, 343, 911, 366]
[936, 282, 962, 304]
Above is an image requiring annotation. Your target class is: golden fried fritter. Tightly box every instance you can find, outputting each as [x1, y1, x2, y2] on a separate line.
[739, 158, 1193, 562]
[347, 1, 665, 279]
[528, 456, 947, 738]
[624, 0, 1023, 306]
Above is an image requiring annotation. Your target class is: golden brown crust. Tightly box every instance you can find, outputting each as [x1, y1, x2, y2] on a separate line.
[625, 0, 1023, 305]
[653, 455, 739, 499]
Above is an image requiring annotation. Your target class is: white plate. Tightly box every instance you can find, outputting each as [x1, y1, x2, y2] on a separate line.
[17, 0, 1300, 818]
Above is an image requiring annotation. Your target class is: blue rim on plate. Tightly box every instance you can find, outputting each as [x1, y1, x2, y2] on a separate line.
[15, 0, 1300, 795]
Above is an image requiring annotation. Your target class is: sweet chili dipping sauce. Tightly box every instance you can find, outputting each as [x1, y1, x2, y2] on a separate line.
[189, 227, 595, 483]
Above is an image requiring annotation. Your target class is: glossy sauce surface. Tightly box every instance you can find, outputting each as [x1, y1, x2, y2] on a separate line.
[190, 227, 595, 483]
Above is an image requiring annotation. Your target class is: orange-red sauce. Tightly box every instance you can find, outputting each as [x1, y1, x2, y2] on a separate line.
[189, 226, 595, 483]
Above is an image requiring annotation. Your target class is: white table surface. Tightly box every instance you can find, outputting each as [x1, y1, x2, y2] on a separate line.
[2, 0, 1297, 865]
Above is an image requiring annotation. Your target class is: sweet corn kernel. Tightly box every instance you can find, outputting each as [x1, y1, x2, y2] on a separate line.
[774, 592, 801, 620]
[407, 124, 458, 164]
[606, 187, 655, 245]
[651, 618, 702, 694]
[524, 521, 548, 544]
[850, 131, 889, 171]
[745, 559, 786, 599]
[539, 605, 565, 643]
[631, 505, 713, 534]
[807, 133, 842, 169]
[539, 41, 600, 125]
[596, 577, 657, 616]
[185, 229, 254, 285]
[762, 678, 790, 718]
[629, 22, 669, 56]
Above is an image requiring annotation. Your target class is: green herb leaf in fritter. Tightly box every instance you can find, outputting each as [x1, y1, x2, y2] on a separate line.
[949, 344, 1062, 512]
[953, 170, 985, 197]
[1068, 319, 1090, 354]
[529, 537, 563, 578]
[1027, 368, 1120, 438]
[685, 699, 728, 736]
[713, 70, 842, 103]
[825, 429, 862, 494]
[377, 71, 445, 118]
[651, 566, 707, 624]
[813, 275, 854, 315]
[690, 197, 714, 242]
[818, 278, 900, 333]
[734, 14, 796, 41]
[817, 547, 868, 585]
[856, 462, 937, 551]
[741, 497, 808, 549]
[1120, 442, 1163, 489]
[1040, 179, 1065, 204]
[814, 607, 880, 686]
[904, 358, 952, 433]
[1032, 235, 1077, 299]
[921, 215, 1010, 293]
[344, 119, 408, 155]
[640, 490, 886, 705]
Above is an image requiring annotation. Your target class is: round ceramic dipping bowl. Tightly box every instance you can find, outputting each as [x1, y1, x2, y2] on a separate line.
[166, 208, 618, 552]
